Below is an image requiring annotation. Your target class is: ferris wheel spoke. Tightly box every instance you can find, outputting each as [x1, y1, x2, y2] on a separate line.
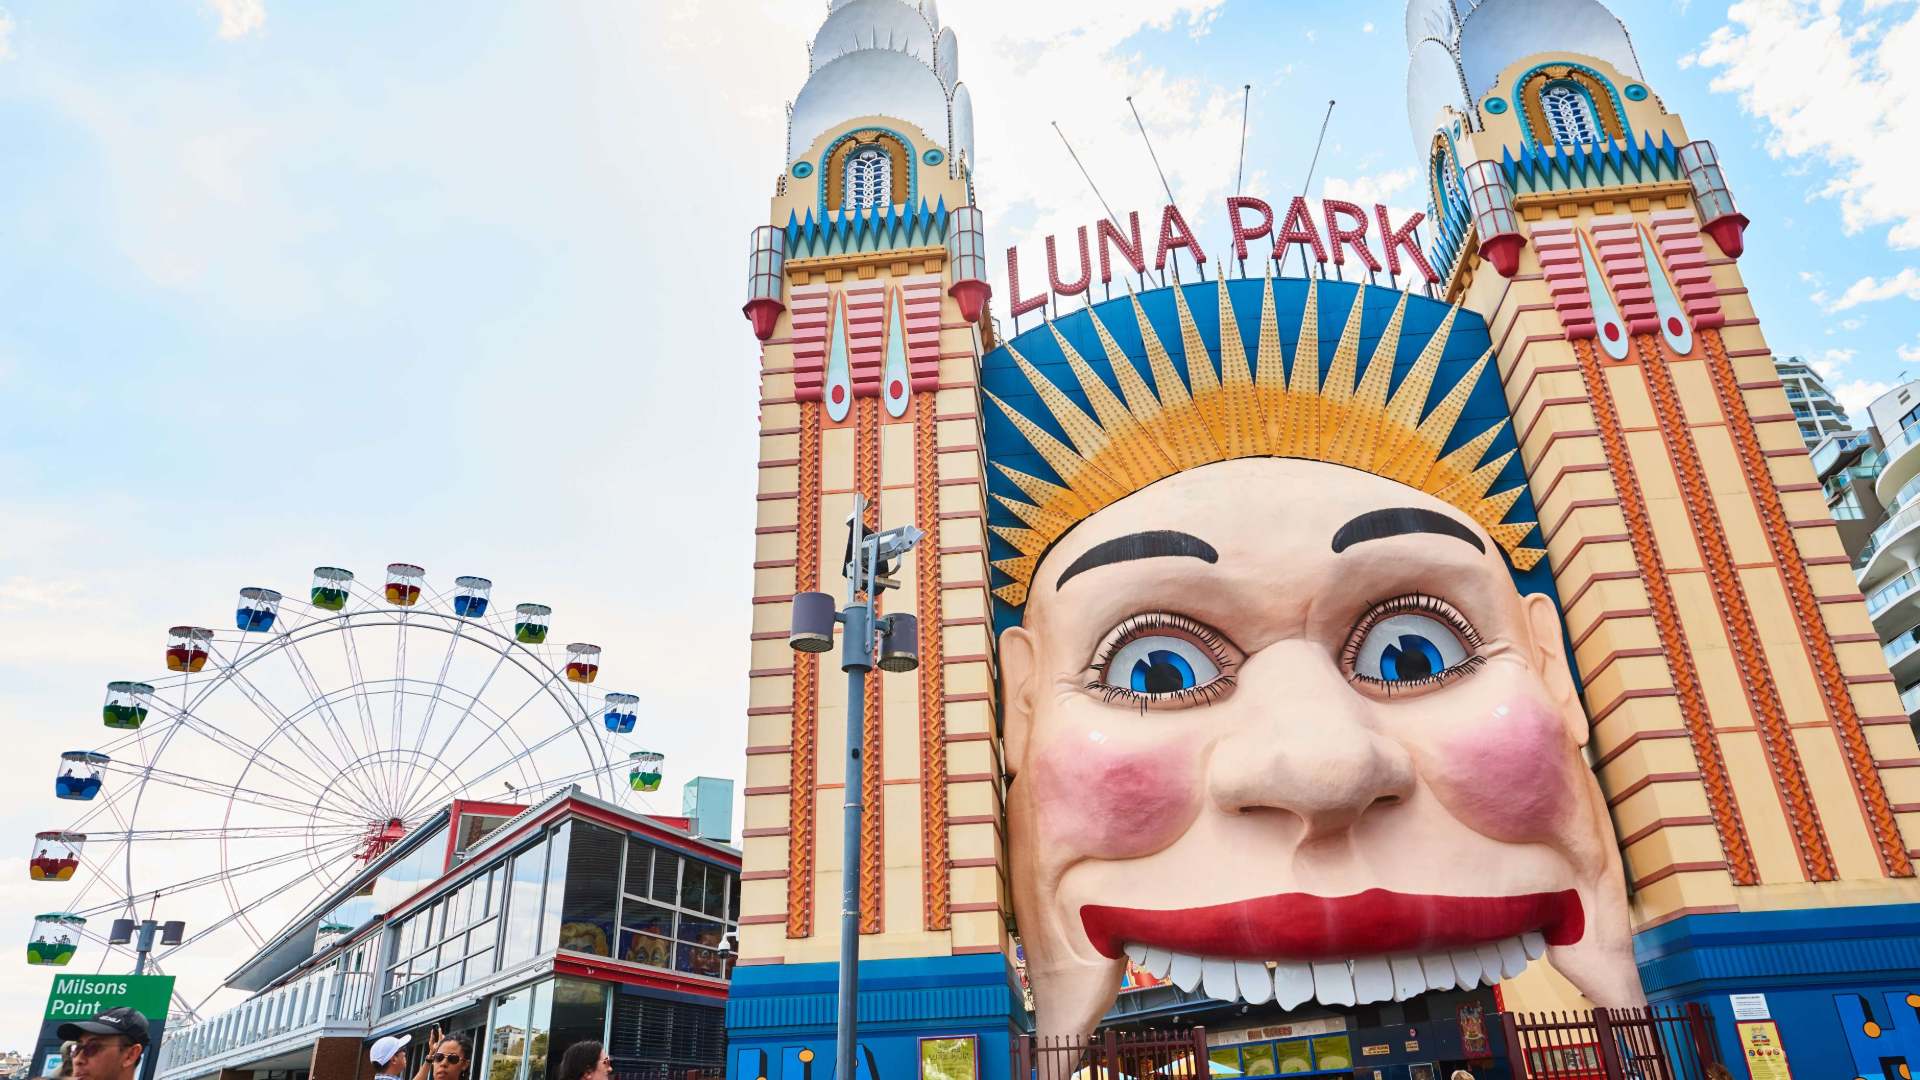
[146, 697, 343, 798]
[79, 824, 367, 843]
[424, 668, 566, 800]
[338, 622, 392, 812]
[205, 641, 391, 818]
[426, 719, 590, 813]
[413, 642, 513, 802]
[69, 832, 362, 919]
[153, 843, 362, 963]
[395, 615, 468, 817]
[277, 628, 386, 806]
[97, 760, 369, 827]
[387, 609, 412, 813]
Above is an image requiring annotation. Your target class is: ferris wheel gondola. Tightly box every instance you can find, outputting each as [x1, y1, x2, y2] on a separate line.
[30, 562, 665, 1009]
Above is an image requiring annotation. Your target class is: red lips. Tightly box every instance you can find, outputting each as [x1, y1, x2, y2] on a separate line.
[1080, 888, 1583, 961]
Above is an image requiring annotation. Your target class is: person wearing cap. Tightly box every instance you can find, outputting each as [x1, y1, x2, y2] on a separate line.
[55, 1008, 147, 1080]
[370, 1036, 410, 1080]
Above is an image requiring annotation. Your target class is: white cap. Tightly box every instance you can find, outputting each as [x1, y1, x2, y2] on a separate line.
[370, 1036, 408, 1068]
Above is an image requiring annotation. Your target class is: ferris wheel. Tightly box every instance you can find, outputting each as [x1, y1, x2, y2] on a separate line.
[28, 563, 670, 1014]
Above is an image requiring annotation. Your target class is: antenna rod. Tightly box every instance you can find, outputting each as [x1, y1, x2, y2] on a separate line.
[1127, 95, 1204, 282]
[1234, 83, 1251, 277]
[1053, 120, 1123, 229]
[1295, 99, 1336, 278]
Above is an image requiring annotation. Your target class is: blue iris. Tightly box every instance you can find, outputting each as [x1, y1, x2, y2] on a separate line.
[1380, 634, 1445, 682]
[1130, 649, 1198, 694]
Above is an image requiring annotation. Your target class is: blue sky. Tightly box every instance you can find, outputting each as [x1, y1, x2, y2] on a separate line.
[0, 0, 1913, 1030]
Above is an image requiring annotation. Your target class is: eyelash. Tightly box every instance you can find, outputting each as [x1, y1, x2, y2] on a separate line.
[1340, 593, 1486, 695]
[1084, 613, 1237, 712]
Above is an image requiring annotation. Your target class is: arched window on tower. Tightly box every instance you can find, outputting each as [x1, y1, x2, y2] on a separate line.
[845, 147, 893, 210]
[1541, 81, 1600, 147]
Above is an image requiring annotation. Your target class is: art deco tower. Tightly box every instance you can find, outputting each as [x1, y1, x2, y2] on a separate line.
[732, 2, 1017, 1077]
[1407, 0, 1920, 1035]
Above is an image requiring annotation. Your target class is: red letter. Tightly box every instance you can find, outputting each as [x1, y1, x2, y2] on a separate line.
[1155, 204, 1209, 270]
[1271, 196, 1327, 265]
[1007, 244, 1049, 318]
[1227, 196, 1274, 262]
[1047, 226, 1092, 298]
[1098, 212, 1146, 284]
[1375, 204, 1440, 283]
[1323, 200, 1382, 272]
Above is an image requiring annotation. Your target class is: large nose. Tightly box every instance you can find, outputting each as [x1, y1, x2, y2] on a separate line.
[1208, 641, 1416, 841]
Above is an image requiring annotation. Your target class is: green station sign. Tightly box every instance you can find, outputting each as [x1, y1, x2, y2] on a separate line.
[42, 973, 174, 1024]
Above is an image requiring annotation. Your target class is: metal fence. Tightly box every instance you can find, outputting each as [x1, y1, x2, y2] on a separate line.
[1014, 1027, 1212, 1080]
[1499, 1005, 1722, 1080]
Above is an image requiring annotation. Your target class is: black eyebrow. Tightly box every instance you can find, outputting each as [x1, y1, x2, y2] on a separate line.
[1331, 507, 1486, 555]
[1054, 530, 1219, 590]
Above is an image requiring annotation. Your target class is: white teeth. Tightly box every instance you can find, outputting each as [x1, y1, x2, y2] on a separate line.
[1350, 956, 1394, 1004]
[1497, 936, 1529, 979]
[1142, 946, 1173, 979]
[1234, 960, 1274, 1005]
[1449, 947, 1484, 988]
[1125, 934, 1545, 1008]
[1273, 962, 1315, 1009]
[1202, 957, 1238, 1001]
[1311, 960, 1356, 1007]
[1474, 943, 1505, 985]
[1389, 955, 1425, 1002]
[1169, 951, 1203, 992]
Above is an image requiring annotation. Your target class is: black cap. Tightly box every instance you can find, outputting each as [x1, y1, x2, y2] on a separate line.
[56, 1007, 150, 1046]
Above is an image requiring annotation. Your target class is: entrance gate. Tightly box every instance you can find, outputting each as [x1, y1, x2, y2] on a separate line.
[1501, 1005, 1722, 1080]
[1012, 1006, 1722, 1080]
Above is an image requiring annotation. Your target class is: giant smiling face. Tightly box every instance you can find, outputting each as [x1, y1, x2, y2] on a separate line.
[999, 457, 1642, 1042]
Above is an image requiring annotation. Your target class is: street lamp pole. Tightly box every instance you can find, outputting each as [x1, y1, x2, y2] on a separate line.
[789, 495, 924, 1080]
[109, 918, 184, 975]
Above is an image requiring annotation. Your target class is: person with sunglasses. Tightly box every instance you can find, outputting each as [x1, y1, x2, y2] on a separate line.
[410, 1026, 473, 1080]
[54, 1009, 148, 1080]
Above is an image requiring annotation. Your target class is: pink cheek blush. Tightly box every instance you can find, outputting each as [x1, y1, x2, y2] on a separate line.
[1430, 700, 1575, 844]
[1027, 730, 1202, 859]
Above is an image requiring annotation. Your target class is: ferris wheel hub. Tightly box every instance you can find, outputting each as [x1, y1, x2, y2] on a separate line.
[356, 818, 408, 863]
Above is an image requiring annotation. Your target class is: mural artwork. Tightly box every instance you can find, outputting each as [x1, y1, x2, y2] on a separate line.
[986, 275, 1643, 1041]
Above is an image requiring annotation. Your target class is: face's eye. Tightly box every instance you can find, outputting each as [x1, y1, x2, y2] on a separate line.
[1090, 613, 1236, 708]
[1344, 596, 1484, 692]
[1107, 636, 1220, 694]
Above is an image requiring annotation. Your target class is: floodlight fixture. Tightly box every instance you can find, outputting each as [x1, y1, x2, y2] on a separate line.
[876, 614, 920, 673]
[107, 919, 135, 945]
[789, 592, 838, 653]
[159, 920, 185, 946]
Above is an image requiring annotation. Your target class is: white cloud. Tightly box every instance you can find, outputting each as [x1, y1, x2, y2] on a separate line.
[1821, 267, 1920, 312]
[1835, 378, 1892, 416]
[0, 9, 15, 61]
[1322, 166, 1418, 209]
[207, 0, 264, 39]
[1689, 0, 1920, 248]
[1899, 339, 1920, 363]
[1810, 346, 1856, 381]
[1362, 21, 1376, 33]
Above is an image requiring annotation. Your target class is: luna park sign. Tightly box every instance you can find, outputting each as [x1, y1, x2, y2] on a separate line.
[1004, 196, 1441, 318]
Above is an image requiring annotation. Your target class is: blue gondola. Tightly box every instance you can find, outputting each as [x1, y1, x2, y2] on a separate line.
[604, 693, 638, 734]
[54, 752, 108, 801]
[454, 576, 492, 618]
[236, 587, 281, 632]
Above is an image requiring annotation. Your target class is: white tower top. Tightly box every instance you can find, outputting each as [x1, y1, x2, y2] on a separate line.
[1404, 0, 1643, 157]
[788, 0, 974, 175]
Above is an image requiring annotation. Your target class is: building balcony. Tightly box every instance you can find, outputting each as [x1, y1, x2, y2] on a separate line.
[1885, 625, 1920, 687]
[1875, 421, 1920, 512]
[1856, 501, 1920, 591]
[154, 970, 373, 1080]
[1902, 683, 1920, 720]
[1867, 568, 1920, 636]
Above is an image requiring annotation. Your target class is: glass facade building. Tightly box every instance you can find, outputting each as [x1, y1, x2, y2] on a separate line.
[154, 789, 740, 1080]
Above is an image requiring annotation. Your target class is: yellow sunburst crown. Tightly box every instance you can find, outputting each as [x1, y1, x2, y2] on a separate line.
[986, 270, 1546, 607]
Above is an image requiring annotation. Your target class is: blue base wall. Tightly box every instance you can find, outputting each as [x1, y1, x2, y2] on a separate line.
[1634, 901, 1920, 1079]
[727, 954, 1028, 1080]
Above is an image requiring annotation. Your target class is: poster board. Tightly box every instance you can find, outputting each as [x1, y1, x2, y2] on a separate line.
[918, 1036, 978, 1080]
[1736, 1020, 1794, 1080]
